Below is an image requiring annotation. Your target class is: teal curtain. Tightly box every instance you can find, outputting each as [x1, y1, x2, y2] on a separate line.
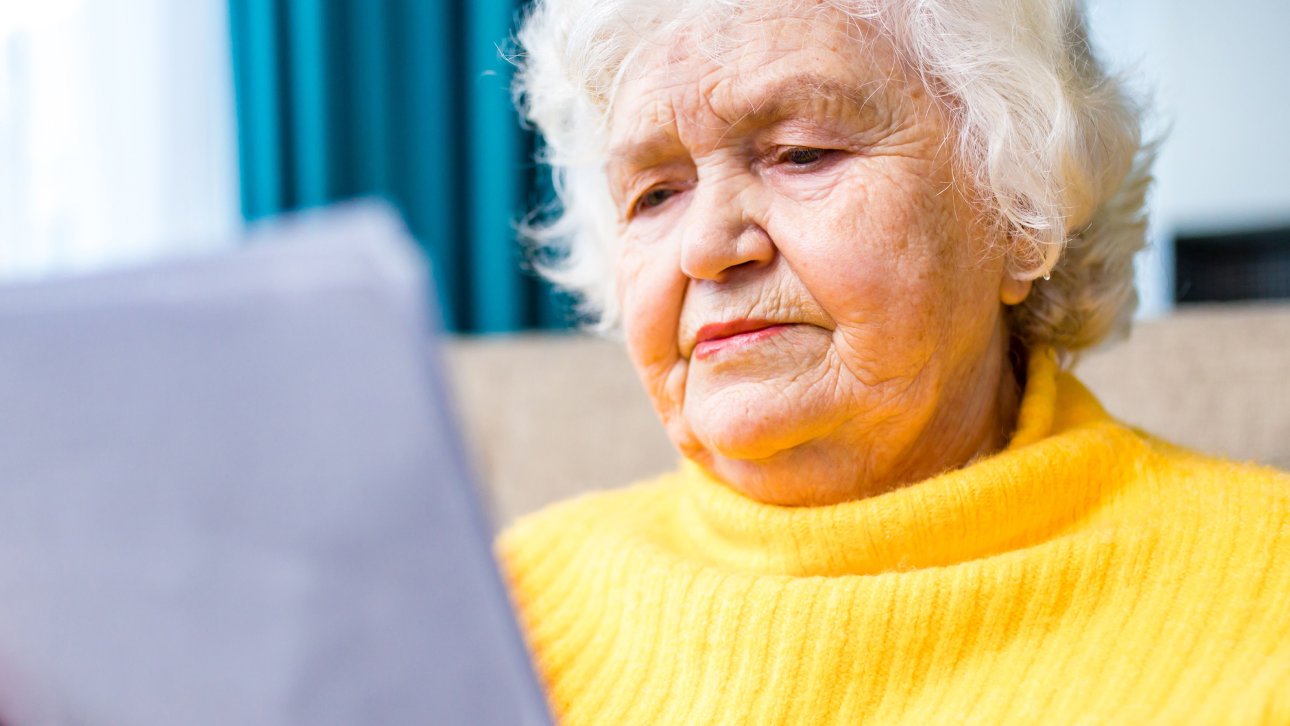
[227, 0, 569, 332]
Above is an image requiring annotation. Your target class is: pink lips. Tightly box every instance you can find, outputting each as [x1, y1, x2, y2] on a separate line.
[692, 319, 790, 360]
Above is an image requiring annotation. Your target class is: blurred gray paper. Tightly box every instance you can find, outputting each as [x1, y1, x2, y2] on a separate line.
[0, 204, 552, 725]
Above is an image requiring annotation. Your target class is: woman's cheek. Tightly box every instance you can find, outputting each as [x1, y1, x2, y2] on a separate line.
[618, 233, 686, 369]
[616, 234, 703, 458]
[766, 193, 881, 314]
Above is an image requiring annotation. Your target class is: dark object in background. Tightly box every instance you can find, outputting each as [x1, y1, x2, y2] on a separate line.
[1175, 226, 1290, 303]
[0, 204, 552, 725]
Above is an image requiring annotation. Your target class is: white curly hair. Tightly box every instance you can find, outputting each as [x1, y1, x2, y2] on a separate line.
[513, 0, 1155, 356]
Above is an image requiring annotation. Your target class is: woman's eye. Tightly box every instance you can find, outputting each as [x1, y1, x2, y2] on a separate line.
[634, 188, 677, 214]
[782, 147, 827, 166]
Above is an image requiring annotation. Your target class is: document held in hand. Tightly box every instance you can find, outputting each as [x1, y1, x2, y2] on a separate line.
[0, 203, 552, 725]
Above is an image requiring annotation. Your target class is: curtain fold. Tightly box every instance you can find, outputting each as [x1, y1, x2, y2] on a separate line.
[228, 0, 569, 332]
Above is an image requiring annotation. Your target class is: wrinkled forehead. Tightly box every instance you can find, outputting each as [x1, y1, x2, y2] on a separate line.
[605, 7, 903, 149]
[618, 2, 873, 71]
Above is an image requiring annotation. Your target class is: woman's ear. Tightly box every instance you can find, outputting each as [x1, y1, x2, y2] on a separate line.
[999, 275, 1034, 306]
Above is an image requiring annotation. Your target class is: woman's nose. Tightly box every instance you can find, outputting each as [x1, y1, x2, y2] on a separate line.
[678, 182, 775, 283]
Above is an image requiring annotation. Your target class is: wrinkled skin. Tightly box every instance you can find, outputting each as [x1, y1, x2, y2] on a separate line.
[606, 7, 1033, 505]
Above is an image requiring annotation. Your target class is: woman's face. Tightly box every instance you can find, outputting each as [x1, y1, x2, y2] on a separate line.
[607, 8, 1032, 505]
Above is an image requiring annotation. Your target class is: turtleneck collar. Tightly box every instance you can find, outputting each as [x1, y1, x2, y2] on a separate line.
[675, 348, 1139, 576]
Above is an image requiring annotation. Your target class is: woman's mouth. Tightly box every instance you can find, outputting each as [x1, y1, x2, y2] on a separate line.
[692, 320, 791, 360]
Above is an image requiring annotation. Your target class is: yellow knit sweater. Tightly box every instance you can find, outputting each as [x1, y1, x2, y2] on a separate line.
[497, 351, 1290, 724]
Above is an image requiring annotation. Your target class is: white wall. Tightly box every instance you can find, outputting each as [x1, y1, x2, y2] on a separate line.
[0, 0, 239, 282]
[1086, 0, 1290, 316]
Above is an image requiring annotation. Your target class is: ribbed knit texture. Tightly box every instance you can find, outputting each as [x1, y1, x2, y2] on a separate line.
[497, 350, 1290, 724]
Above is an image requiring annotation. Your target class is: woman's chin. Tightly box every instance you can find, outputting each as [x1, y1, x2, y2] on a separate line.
[683, 383, 844, 463]
[700, 434, 788, 463]
[688, 411, 825, 465]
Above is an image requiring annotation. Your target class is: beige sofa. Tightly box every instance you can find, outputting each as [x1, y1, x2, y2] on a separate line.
[445, 303, 1290, 528]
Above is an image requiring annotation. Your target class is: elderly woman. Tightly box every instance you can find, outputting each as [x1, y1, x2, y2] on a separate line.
[497, 0, 1290, 723]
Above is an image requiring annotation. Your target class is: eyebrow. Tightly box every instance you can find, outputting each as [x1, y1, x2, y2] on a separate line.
[607, 72, 876, 170]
